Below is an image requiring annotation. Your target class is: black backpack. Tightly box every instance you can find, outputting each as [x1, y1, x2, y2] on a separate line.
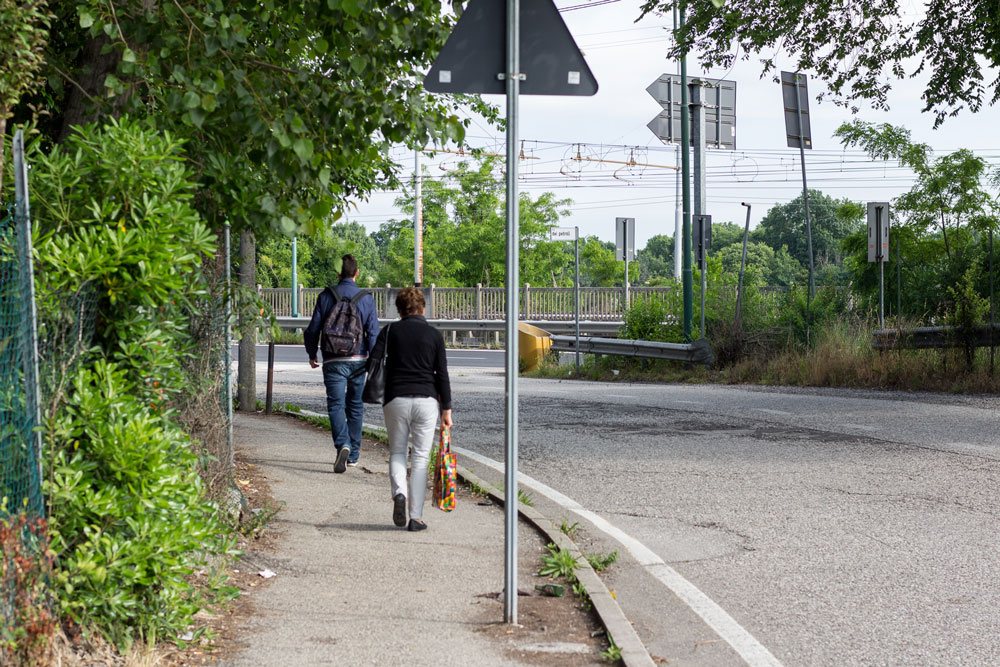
[320, 287, 369, 357]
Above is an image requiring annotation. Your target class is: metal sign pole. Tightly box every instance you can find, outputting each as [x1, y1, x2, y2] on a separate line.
[736, 203, 751, 329]
[794, 73, 815, 307]
[877, 206, 884, 328]
[415, 149, 424, 287]
[699, 218, 707, 336]
[679, 3, 693, 340]
[990, 227, 995, 374]
[291, 237, 299, 317]
[575, 226, 581, 372]
[624, 225, 630, 312]
[503, 0, 521, 626]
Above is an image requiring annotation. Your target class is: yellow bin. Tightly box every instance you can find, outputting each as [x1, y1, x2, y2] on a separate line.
[518, 322, 552, 372]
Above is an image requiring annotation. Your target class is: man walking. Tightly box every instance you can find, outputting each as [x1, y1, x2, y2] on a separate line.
[305, 254, 380, 473]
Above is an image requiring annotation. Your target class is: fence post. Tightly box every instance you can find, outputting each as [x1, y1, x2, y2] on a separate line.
[524, 283, 531, 319]
[429, 283, 436, 318]
[384, 284, 392, 318]
[475, 283, 483, 320]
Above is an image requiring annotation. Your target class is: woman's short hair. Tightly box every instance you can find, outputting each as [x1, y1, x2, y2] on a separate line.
[395, 287, 426, 317]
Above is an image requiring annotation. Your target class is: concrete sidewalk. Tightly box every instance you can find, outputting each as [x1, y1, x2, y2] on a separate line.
[224, 413, 607, 666]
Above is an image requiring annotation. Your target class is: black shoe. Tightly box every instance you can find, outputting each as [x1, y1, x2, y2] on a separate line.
[393, 494, 407, 527]
[334, 447, 350, 474]
[407, 519, 427, 532]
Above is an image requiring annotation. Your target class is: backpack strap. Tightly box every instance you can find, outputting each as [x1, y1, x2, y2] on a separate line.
[349, 290, 370, 304]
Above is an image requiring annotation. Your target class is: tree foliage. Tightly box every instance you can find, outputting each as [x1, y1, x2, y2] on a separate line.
[23, 0, 471, 233]
[753, 189, 863, 269]
[642, 0, 1000, 125]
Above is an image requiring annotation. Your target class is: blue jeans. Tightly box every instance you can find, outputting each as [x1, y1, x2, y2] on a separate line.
[322, 360, 367, 463]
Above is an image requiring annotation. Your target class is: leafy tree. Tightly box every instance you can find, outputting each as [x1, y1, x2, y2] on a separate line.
[642, 0, 1000, 125]
[580, 237, 632, 287]
[638, 234, 675, 284]
[24, 1, 472, 233]
[837, 121, 997, 261]
[835, 123, 1000, 319]
[709, 221, 744, 250]
[0, 0, 50, 191]
[380, 158, 573, 287]
[753, 190, 863, 269]
[715, 241, 806, 287]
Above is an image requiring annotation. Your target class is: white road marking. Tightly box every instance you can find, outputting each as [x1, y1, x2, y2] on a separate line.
[607, 393, 637, 399]
[455, 446, 783, 667]
[754, 408, 791, 416]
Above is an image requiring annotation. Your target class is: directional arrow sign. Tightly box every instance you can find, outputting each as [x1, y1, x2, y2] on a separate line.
[424, 0, 598, 96]
[646, 74, 736, 149]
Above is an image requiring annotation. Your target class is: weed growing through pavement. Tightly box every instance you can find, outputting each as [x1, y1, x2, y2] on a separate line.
[600, 635, 622, 662]
[466, 480, 491, 497]
[560, 519, 581, 539]
[538, 543, 579, 580]
[517, 490, 535, 507]
[586, 550, 619, 573]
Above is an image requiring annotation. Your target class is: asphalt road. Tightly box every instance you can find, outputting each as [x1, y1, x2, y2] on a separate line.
[249, 356, 1000, 666]
[234, 344, 504, 368]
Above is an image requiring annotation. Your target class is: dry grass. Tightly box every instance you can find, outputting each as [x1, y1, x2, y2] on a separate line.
[530, 320, 1000, 394]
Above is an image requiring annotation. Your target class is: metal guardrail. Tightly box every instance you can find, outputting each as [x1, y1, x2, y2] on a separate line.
[274, 317, 625, 337]
[873, 325, 1000, 350]
[550, 335, 715, 365]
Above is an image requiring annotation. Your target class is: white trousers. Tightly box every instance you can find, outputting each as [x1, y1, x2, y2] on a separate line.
[383, 397, 439, 520]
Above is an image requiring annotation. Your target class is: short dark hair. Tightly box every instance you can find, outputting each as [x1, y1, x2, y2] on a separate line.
[340, 254, 358, 279]
[395, 287, 426, 317]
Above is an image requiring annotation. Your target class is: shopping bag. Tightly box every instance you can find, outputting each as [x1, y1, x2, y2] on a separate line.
[433, 426, 457, 512]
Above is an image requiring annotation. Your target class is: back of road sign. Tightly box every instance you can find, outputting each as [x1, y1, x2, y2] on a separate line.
[423, 0, 598, 96]
[867, 202, 890, 263]
[781, 71, 812, 149]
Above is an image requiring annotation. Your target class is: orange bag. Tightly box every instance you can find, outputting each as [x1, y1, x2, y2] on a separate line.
[433, 427, 457, 512]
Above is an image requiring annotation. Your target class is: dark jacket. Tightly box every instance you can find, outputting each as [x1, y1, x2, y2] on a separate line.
[304, 278, 380, 361]
[369, 315, 451, 409]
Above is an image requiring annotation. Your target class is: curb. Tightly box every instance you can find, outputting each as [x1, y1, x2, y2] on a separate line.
[456, 464, 655, 667]
[273, 408, 654, 666]
[280, 408, 653, 666]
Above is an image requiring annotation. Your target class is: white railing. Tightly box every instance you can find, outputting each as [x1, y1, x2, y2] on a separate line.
[260, 284, 676, 320]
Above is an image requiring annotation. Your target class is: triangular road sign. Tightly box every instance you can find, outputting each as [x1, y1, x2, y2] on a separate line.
[424, 0, 598, 96]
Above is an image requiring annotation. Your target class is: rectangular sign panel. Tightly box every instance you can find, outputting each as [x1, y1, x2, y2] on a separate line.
[694, 214, 712, 264]
[615, 217, 635, 261]
[781, 71, 812, 149]
[550, 227, 576, 241]
[646, 75, 737, 149]
[867, 202, 890, 262]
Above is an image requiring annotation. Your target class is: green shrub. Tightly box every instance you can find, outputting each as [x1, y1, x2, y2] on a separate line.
[46, 361, 233, 650]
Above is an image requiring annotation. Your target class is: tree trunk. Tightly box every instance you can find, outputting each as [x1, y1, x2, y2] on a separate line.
[237, 228, 257, 411]
[57, 36, 119, 142]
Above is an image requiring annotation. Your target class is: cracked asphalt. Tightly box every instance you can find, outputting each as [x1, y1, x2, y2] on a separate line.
[255, 358, 1000, 666]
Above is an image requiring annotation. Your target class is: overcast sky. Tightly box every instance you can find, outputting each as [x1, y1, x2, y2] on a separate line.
[345, 0, 1000, 250]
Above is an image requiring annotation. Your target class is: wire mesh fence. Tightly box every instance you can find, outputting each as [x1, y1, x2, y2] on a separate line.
[0, 206, 42, 518]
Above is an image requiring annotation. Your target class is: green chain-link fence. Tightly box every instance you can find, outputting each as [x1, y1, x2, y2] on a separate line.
[0, 178, 43, 519]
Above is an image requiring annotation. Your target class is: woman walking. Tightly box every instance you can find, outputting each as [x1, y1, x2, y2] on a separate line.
[369, 287, 452, 531]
